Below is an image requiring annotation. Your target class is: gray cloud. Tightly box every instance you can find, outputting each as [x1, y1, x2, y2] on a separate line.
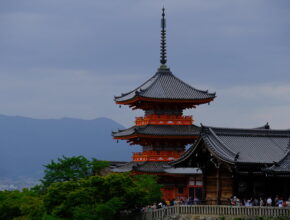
[0, 0, 290, 127]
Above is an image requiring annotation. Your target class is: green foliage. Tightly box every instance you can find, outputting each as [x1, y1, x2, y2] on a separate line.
[72, 198, 123, 220]
[91, 158, 110, 175]
[41, 215, 65, 220]
[133, 175, 162, 205]
[43, 173, 161, 219]
[0, 189, 45, 220]
[256, 218, 290, 220]
[41, 156, 109, 190]
[0, 156, 162, 220]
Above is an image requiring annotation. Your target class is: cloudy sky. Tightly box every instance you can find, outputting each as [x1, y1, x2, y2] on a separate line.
[0, 0, 290, 128]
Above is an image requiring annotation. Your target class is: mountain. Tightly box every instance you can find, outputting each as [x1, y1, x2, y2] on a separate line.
[0, 114, 137, 179]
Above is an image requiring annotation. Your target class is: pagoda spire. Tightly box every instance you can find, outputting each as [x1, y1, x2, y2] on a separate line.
[160, 7, 167, 67]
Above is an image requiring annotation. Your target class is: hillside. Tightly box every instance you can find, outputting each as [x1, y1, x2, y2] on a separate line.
[0, 115, 136, 179]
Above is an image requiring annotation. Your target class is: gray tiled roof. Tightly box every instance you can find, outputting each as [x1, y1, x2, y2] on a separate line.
[113, 124, 201, 137]
[173, 125, 290, 166]
[112, 161, 171, 173]
[133, 161, 171, 173]
[202, 126, 290, 164]
[115, 67, 216, 102]
[266, 151, 290, 173]
[111, 161, 137, 172]
[164, 167, 202, 174]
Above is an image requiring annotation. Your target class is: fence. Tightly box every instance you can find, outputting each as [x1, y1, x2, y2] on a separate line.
[121, 205, 290, 220]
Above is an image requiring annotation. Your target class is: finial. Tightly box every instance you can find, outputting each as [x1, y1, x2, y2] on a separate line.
[160, 7, 167, 66]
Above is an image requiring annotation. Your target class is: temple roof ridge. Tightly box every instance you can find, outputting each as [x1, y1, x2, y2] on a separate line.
[200, 124, 290, 137]
[115, 68, 216, 103]
[172, 124, 290, 166]
[113, 124, 201, 138]
[266, 150, 290, 174]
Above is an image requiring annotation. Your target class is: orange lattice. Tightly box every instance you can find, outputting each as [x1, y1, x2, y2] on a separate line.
[132, 150, 184, 162]
[135, 115, 193, 126]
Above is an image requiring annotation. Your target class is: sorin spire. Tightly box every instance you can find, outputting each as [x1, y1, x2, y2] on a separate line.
[160, 7, 167, 66]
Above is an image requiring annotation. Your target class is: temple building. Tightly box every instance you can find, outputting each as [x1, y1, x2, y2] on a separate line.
[112, 8, 290, 204]
[171, 125, 290, 204]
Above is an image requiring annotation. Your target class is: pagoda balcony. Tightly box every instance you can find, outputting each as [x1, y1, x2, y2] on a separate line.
[132, 150, 184, 162]
[135, 115, 193, 126]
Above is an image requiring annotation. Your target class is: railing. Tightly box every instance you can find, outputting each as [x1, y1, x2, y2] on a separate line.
[121, 205, 290, 220]
[132, 151, 184, 162]
[135, 115, 193, 126]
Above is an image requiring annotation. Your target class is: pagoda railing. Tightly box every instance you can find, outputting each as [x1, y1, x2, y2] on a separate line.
[132, 150, 184, 162]
[135, 115, 193, 126]
[120, 205, 290, 220]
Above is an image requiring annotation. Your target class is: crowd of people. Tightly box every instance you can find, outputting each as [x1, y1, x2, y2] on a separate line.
[229, 196, 290, 207]
[141, 196, 290, 212]
[141, 197, 201, 211]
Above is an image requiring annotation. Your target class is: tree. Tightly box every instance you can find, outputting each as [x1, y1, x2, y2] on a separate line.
[0, 189, 45, 220]
[40, 156, 109, 190]
[133, 175, 163, 206]
[0, 156, 162, 220]
[43, 173, 162, 220]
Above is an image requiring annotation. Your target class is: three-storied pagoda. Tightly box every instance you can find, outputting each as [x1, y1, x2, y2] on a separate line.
[112, 8, 216, 201]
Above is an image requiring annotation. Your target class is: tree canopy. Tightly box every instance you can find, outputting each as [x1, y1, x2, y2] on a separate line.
[0, 156, 162, 220]
[41, 156, 109, 189]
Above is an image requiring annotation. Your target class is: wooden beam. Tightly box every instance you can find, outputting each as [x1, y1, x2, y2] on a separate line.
[202, 170, 207, 201]
[216, 163, 221, 205]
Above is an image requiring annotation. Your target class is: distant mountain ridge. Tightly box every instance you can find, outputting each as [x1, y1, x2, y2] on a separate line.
[0, 114, 136, 179]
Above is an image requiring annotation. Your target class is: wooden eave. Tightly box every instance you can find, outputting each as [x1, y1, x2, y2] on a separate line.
[132, 171, 191, 176]
[116, 96, 214, 106]
[114, 134, 199, 140]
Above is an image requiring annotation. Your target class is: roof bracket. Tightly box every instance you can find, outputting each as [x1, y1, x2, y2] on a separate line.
[210, 158, 221, 168]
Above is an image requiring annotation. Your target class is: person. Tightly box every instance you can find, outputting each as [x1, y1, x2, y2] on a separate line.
[236, 197, 241, 206]
[266, 197, 272, 206]
[286, 197, 290, 207]
[274, 195, 279, 206]
[188, 196, 194, 205]
[245, 198, 252, 206]
[259, 197, 264, 206]
[231, 196, 237, 206]
[277, 198, 283, 207]
[146, 205, 152, 212]
[194, 197, 200, 205]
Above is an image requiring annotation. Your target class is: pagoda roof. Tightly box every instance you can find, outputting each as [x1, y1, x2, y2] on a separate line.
[134, 161, 170, 173]
[114, 67, 216, 105]
[112, 124, 200, 138]
[111, 161, 137, 173]
[112, 161, 170, 173]
[266, 151, 290, 174]
[112, 161, 203, 174]
[172, 125, 290, 165]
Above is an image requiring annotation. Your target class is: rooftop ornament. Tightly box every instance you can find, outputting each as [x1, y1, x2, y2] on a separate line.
[160, 7, 167, 69]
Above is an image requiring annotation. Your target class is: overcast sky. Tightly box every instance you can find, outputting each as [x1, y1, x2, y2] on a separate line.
[0, 0, 290, 128]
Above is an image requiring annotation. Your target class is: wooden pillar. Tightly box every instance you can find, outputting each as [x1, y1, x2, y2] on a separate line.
[248, 171, 253, 198]
[232, 172, 237, 197]
[202, 172, 207, 202]
[216, 164, 221, 205]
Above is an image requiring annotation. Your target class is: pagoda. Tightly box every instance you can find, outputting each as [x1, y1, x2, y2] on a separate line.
[112, 8, 216, 201]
